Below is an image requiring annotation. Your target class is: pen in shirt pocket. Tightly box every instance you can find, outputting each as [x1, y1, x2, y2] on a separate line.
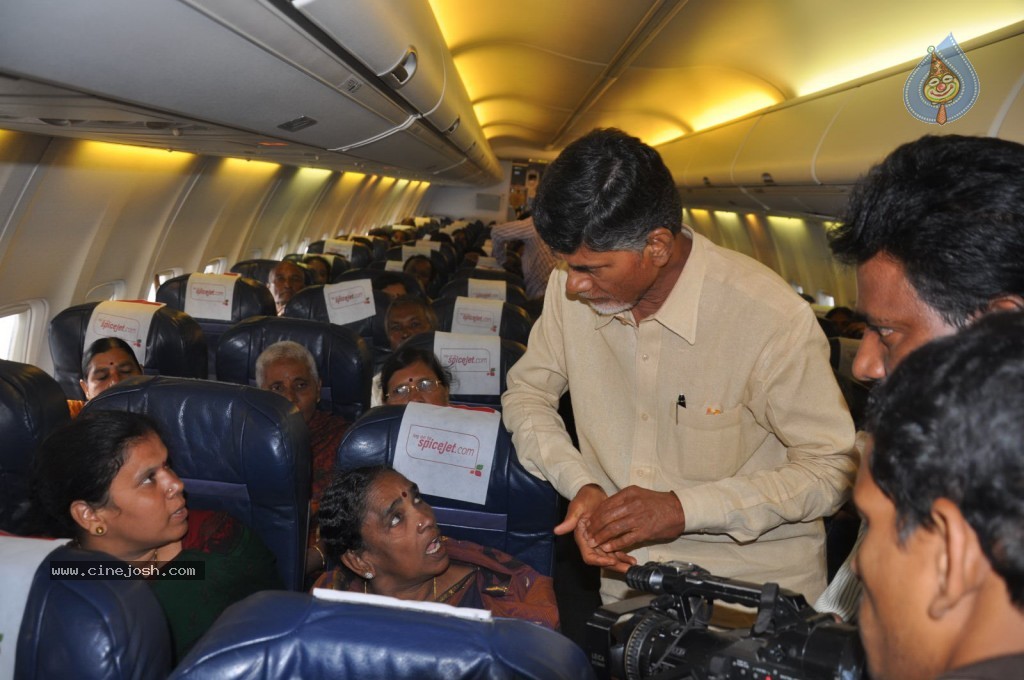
[675, 394, 686, 424]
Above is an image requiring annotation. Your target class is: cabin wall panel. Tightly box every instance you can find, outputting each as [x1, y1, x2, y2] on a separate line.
[421, 161, 512, 224]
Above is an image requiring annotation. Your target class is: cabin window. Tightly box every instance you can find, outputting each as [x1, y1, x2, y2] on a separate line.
[297, 237, 310, 254]
[85, 280, 127, 303]
[272, 243, 289, 260]
[146, 268, 183, 302]
[817, 292, 836, 307]
[250, 248, 263, 259]
[204, 257, 228, 275]
[789, 281, 804, 295]
[0, 300, 47, 363]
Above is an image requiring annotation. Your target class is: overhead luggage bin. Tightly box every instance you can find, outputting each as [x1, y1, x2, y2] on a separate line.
[678, 117, 760, 189]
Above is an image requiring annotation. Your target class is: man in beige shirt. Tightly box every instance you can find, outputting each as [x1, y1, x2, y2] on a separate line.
[502, 128, 856, 603]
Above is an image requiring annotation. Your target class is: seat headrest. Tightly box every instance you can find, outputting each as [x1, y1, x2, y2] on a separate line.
[282, 286, 393, 356]
[48, 302, 208, 399]
[85, 375, 311, 590]
[228, 259, 281, 286]
[430, 298, 534, 346]
[157, 274, 276, 321]
[0, 360, 70, 532]
[338, 405, 557, 575]
[171, 591, 593, 680]
[16, 544, 172, 679]
[215, 315, 373, 423]
[306, 240, 373, 269]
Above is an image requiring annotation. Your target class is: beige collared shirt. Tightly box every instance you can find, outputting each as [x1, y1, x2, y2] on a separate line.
[502, 230, 857, 600]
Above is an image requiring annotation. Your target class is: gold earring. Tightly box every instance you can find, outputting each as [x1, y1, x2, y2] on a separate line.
[94, 526, 106, 536]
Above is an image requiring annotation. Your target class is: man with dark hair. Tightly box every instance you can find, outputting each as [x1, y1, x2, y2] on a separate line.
[816, 134, 1024, 621]
[503, 128, 857, 602]
[854, 311, 1024, 679]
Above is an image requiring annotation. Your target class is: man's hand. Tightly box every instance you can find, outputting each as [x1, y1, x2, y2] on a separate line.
[555, 484, 636, 572]
[586, 486, 686, 554]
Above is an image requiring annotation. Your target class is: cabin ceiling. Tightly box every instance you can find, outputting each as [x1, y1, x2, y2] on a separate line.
[430, 0, 1024, 161]
[0, 1, 1020, 188]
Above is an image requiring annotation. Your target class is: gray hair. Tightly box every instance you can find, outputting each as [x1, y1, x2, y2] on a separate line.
[255, 340, 319, 387]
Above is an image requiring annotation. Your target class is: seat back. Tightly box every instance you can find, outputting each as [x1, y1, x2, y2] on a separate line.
[84, 375, 311, 590]
[216, 315, 373, 422]
[0, 360, 71, 533]
[397, 331, 526, 409]
[337, 405, 558, 575]
[228, 258, 280, 285]
[283, 285, 394, 359]
[156, 274, 276, 379]
[435, 278, 531, 313]
[334, 268, 428, 302]
[48, 301, 208, 400]
[16, 543, 172, 680]
[306, 240, 373, 269]
[171, 591, 592, 680]
[430, 297, 535, 346]
[301, 253, 351, 283]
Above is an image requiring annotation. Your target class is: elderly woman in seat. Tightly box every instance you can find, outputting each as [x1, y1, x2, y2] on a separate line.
[256, 340, 349, 578]
[30, 410, 281, 662]
[313, 465, 559, 630]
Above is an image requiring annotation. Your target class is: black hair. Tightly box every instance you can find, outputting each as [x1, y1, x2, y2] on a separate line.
[829, 135, 1024, 328]
[865, 310, 1024, 608]
[318, 464, 393, 564]
[379, 346, 452, 403]
[81, 337, 141, 378]
[371, 272, 408, 291]
[532, 128, 682, 254]
[824, 306, 854, 321]
[30, 410, 161, 538]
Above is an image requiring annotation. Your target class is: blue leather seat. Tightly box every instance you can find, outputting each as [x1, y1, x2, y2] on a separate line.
[170, 591, 593, 680]
[0, 360, 70, 533]
[429, 297, 535, 347]
[16, 543, 172, 680]
[156, 274, 276, 379]
[282, 285, 395, 359]
[215, 315, 373, 422]
[396, 331, 525, 409]
[337, 404, 558, 576]
[48, 301, 208, 400]
[84, 375, 311, 591]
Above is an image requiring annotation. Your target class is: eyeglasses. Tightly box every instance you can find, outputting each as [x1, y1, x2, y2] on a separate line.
[386, 378, 444, 400]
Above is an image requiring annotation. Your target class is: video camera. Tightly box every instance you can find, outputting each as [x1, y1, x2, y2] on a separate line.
[585, 561, 864, 680]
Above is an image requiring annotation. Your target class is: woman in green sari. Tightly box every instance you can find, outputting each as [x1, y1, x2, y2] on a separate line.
[31, 410, 281, 660]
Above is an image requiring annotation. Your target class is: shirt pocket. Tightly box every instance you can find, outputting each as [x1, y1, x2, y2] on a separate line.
[663, 405, 745, 482]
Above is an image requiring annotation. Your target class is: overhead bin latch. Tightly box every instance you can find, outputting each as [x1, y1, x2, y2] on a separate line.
[385, 47, 418, 88]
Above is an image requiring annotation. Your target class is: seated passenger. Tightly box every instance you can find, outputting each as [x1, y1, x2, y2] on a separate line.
[67, 337, 143, 417]
[380, 346, 451, 407]
[304, 255, 332, 286]
[854, 311, 1024, 679]
[403, 254, 435, 296]
[267, 260, 306, 315]
[370, 300, 439, 406]
[385, 296, 437, 351]
[30, 410, 281, 661]
[313, 465, 559, 630]
[256, 341, 349, 576]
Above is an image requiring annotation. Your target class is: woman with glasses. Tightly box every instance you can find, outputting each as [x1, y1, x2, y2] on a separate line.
[380, 346, 452, 407]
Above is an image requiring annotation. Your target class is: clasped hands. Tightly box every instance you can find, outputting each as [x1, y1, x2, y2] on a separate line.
[554, 483, 686, 573]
